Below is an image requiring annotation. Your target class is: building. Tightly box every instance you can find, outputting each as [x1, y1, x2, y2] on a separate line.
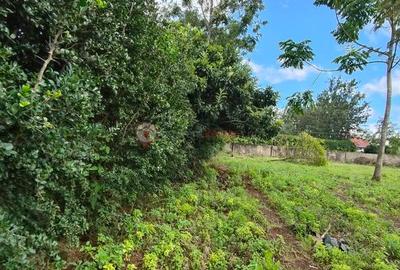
[351, 137, 370, 152]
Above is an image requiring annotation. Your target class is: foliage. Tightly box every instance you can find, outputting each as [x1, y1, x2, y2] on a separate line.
[285, 90, 314, 115]
[77, 167, 282, 269]
[278, 40, 314, 69]
[323, 139, 357, 152]
[386, 136, 400, 155]
[364, 144, 380, 154]
[0, 0, 275, 267]
[278, 0, 400, 180]
[217, 154, 400, 269]
[283, 78, 369, 139]
[165, 0, 266, 51]
[0, 209, 62, 270]
[187, 44, 281, 139]
[288, 132, 328, 166]
[163, 0, 280, 139]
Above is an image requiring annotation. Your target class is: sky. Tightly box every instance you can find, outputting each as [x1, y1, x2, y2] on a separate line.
[246, 0, 400, 132]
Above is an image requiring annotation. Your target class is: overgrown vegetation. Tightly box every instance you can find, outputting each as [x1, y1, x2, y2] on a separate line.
[218, 154, 400, 270]
[0, 0, 281, 268]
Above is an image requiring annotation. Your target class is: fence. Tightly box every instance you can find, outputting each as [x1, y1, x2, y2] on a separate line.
[224, 144, 400, 166]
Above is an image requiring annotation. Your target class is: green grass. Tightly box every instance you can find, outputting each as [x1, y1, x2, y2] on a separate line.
[76, 166, 282, 270]
[76, 155, 400, 270]
[216, 154, 400, 270]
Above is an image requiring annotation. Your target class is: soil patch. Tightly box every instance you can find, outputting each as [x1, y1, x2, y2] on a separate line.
[243, 175, 320, 270]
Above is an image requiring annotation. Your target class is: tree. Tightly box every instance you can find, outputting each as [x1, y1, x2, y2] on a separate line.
[284, 78, 370, 139]
[279, 0, 400, 181]
[164, 0, 266, 51]
[161, 0, 280, 139]
[365, 120, 400, 154]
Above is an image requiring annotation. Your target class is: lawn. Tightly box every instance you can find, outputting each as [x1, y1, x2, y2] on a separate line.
[216, 154, 400, 270]
[76, 155, 400, 270]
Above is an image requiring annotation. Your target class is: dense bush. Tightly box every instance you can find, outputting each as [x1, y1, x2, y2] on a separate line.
[323, 139, 356, 152]
[0, 210, 62, 270]
[289, 133, 328, 166]
[0, 0, 278, 267]
[364, 144, 379, 154]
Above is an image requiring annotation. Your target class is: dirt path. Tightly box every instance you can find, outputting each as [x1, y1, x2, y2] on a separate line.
[243, 177, 320, 270]
[211, 164, 321, 269]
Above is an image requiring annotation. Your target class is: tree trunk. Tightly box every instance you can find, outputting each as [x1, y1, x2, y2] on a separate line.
[372, 62, 393, 181]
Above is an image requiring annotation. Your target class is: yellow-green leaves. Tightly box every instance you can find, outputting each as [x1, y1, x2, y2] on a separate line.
[45, 89, 63, 99]
[19, 100, 30, 108]
[18, 84, 31, 107]
[94, 0, 107, 9]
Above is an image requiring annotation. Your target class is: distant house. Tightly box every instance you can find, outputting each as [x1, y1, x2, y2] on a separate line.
[351, 137, 369, 152]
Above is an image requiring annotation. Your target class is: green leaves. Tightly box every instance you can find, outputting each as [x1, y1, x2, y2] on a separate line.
[0, 142, 13, 152]
[284, 78, 369, 139]
[286, 90, 314, 115]
[333, 50, 369, 74]
[18, 100, 30, 108]
[278, 40, 314, 69]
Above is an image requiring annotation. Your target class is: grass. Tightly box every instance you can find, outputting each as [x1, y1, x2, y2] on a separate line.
[75, 166, 283, 270]
[216, 154, 400, 270]
[75, 155, 400, 269]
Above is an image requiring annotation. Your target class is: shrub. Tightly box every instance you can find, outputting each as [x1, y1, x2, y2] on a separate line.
[289, 132, 328, 166]
[365, 144, 379, 154]
[0, 209, 62, 269]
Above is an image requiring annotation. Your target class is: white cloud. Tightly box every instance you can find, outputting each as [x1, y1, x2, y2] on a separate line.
[362, 70, 400, 96]
[362, 22, 390, 45]
[245, 60, 318, 84]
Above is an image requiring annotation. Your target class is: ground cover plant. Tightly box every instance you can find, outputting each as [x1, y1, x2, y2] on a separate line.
[217, 154, 400, 269]
[75, 167, 285, 270]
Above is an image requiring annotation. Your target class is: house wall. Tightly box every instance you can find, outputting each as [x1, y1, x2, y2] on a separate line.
[224, 144, 400, 167]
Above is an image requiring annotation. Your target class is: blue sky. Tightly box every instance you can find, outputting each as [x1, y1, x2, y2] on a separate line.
[246, 0, 400, 131]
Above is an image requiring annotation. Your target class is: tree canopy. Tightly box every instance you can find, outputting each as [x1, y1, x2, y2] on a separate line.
[284, 78, 370, 140]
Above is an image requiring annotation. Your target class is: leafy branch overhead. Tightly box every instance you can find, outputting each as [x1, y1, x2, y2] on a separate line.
[278, 40, 314, 69]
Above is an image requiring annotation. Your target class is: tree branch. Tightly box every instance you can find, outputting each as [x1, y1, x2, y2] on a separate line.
[305, 61, 338, 72]
[122, 3, 134, 36]
[33, 30, 63, 92]
[393, 57, 400, 69]
[367, 60, 387, 64]
[335, 12, 388, 56]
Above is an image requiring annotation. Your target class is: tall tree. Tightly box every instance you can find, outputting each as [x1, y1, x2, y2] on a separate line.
[160, 0, 280, 139]
[164, 0, 265, 51]
[279, 0, 400, 180]
[284, 78, 369, 139]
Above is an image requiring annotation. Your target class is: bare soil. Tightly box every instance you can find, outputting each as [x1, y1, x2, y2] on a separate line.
[242, 175, 321, 270]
